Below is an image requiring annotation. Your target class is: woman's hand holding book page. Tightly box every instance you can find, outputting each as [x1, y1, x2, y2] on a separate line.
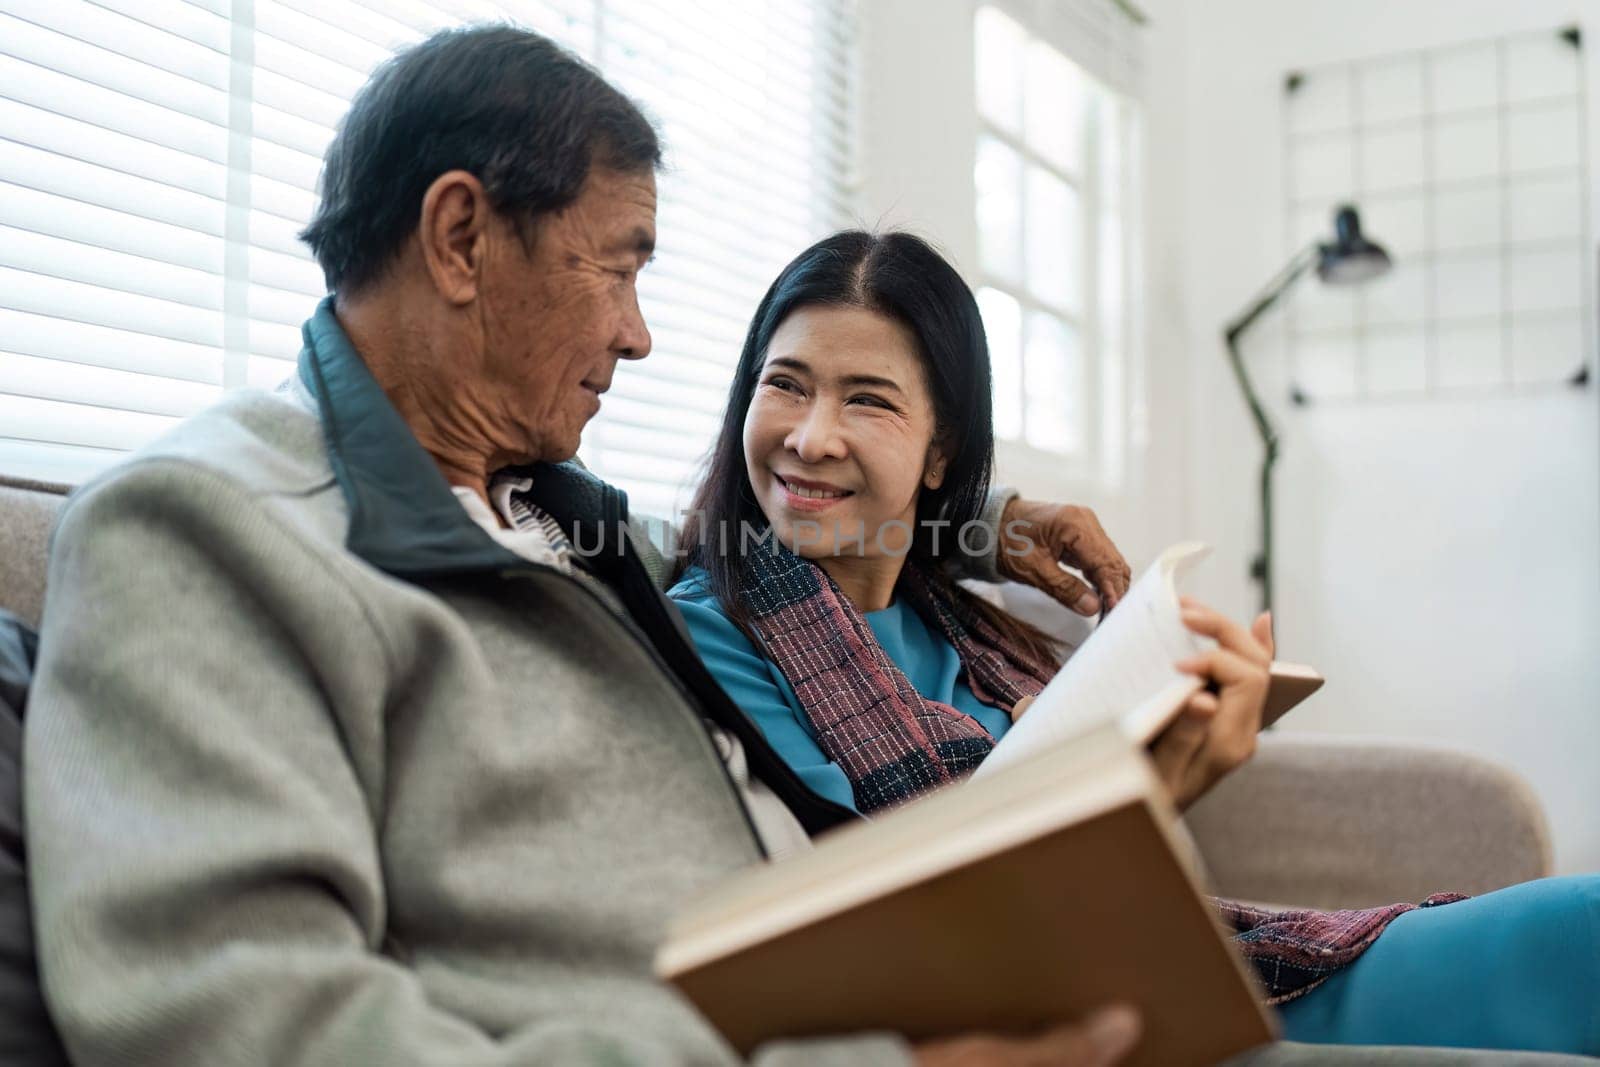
[974, 544, 1214, 780]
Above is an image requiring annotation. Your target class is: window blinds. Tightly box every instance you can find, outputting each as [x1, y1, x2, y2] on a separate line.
[0, 0, 856, 520]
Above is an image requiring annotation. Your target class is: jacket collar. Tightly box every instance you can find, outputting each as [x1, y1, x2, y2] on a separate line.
[296, 296, 524, 579]
[296, 297, 631, 582]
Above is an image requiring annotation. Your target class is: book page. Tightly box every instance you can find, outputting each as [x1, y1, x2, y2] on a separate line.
[973, 543, 1211, 779]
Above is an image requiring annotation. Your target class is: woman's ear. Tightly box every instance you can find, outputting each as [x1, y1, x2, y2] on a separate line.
[923, 444, 949, 491]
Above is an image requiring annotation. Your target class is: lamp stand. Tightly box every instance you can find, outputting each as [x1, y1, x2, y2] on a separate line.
[1222, 244, 1318, 617]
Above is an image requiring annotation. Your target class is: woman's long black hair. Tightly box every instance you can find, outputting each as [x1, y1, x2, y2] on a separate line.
[680, 230, 1063, 669]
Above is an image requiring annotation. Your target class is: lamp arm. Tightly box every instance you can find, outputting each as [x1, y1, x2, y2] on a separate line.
[1222, 243, 1319, 451]
[1224, 243, 1320, 348]
[1222, 243, 1319, 617]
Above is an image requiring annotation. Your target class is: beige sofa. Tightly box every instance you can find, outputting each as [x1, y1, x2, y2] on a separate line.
[0, 472, 1552, 909]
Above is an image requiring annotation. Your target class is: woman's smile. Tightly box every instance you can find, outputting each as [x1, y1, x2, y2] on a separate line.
[774, 472, 856, 511]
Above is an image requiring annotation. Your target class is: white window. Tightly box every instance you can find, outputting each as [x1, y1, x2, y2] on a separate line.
[0, 0, 854, 520]
[972, 2, 1143, 486]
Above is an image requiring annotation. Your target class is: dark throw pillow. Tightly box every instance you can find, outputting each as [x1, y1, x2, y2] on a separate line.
[0, 610, 69, 1065]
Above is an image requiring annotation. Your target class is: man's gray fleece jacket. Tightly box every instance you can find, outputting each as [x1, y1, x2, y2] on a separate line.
[24, 301, 932, 1066]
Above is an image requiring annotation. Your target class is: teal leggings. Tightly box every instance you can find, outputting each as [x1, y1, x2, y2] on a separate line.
[1279, 875, 1600, 1054]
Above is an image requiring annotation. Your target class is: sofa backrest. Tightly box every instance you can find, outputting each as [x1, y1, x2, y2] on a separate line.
[0, 477, 69, 628]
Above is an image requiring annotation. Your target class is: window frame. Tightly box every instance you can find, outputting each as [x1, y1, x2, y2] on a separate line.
[973, 0, 1143, 490]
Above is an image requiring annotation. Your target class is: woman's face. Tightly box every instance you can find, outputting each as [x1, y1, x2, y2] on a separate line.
[743, 305, 947, 560]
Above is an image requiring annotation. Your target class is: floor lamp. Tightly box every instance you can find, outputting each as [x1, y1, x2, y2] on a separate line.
[1223, 205, 1392, 616]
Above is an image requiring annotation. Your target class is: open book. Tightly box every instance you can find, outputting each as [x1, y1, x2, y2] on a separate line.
[657, 544, 1317, 1064]
[657, 723, 1277, 1065]
[977, 543, 1323, 779]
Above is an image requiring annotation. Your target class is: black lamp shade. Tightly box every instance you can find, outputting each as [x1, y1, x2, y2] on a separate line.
[1316, 205, 1392, 285]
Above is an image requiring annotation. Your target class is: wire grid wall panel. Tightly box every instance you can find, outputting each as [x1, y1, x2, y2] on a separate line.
[0, 0, 855, 518]
[974, 0, 1143, 484]
[1282, 26, 1591, 402]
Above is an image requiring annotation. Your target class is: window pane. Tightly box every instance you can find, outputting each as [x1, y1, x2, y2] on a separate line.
[1023, 40, 1083, 173]
[1099, 209, 1124, 353]
[975, 6, 1024, 133]
[1024, 164, 1081, 313]
[1124, 106, 1146, 451]
[1099, 206, 1126, 485]
[977, 286, 1022, 440]
[1023, 311, 1082, 453]
[976, 135, 1023, 283]
[1097, 91, 1124, 210]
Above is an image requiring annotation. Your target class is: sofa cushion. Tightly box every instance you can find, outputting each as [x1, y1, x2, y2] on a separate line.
[0, 610, 68, 1065]
[0, 476, 69, 628]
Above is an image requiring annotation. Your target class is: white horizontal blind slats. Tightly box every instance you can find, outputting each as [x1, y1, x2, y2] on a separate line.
[0, 181, 222, 275]
[0, 224, 223, 313]
[0, 99, 229, 209]
[0, 438, 119, 485]
[0, 351, 221, 418]
[0, 266, 224, 352]
[0, 14, 229, 126]
[84, 0, 231, 52]
[0, 307, 224, 384]
[0, 0, 857, 507]
[0, 0, 234, 451]
[4, 2, 230, 88]
[587, 0, 856, 517]
[0, 392, 183, 454]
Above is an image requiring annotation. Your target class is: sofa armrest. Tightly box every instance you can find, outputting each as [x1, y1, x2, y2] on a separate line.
[1185, 734, 1553, 910]
[0, 476, 70, 628]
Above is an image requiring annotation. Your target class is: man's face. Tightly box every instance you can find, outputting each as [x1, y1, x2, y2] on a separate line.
[474, 167, 656, 463]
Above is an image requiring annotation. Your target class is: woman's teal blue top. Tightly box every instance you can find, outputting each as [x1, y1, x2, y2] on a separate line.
[667, 566, 1013, 814]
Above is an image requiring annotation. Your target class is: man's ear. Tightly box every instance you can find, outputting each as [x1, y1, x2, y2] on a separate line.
[418, 170, 490, 306]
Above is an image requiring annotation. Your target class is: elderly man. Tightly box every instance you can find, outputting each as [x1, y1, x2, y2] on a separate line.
[20, 24, 1137, 1067]
[21, 24, 1490, 1067]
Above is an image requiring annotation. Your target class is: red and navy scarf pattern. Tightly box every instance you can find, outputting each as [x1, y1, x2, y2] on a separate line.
[1220, 893, 1469, 1003]
[736, 545, 1053, 815]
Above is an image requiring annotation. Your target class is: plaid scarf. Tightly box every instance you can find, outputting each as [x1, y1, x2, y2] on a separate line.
[1222, 893, 1470, 1003]
[735, 543, 1054, 815]
[729, 540, 1471, 1002]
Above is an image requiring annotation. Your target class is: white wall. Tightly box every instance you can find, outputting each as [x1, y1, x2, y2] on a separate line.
[1172, 0, 1600, 872]
[859, 0, 1600, 872]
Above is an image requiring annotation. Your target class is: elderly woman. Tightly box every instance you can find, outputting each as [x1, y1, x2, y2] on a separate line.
[668, 230, 1600, 1056]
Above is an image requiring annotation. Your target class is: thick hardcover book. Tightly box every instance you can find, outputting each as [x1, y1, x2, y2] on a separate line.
[657, 724, 1277, 1065]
